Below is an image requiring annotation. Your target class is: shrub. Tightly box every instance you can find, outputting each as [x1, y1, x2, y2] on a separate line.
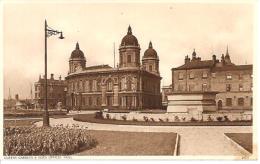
[94, 111, 103, 119]
[216, 116, 223, 122]
[150, 118, 155, 122]
[182, 117, 186, 121]
[223, 115, 230, 121]
[143, 116, 149, 122]
[174, 116, 180, 122]
[106, 114, 110, 119]
[207, 115, 213, 121]
[190, 117, 197, 122]
[4, 127, 97, 156]
[159, 118, 164, 122]
[132, 118, 138, 122]
[121, 115, 127, 121]
[166, 118, 169, 122]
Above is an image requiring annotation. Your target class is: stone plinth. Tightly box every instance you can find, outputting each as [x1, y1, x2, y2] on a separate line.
[167, 92, 217, 114]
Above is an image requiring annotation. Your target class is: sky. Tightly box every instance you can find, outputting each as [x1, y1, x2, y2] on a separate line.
[3, 1, 255, 99]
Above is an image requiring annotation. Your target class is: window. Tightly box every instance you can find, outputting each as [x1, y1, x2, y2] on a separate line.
[189, 72, 194, 79]
[177, 85, 183, 91]
[89, 80, 92, 92]
[107, 80, 113, 91]
[212, 73, 216, 78]
[178, 73, 184, 80]
[89, 97, 92, 106]
[226, 74, 232, 80]
[92, 80, 97, 92]
[149, 65, 153, 72]
[239, 84, 243, 91]
[239, 74, 243, 80]
[238, 98, 244, 106]
[202, 72, 208, 79]
[226, 98, 232, 106]
[79, 80, 82, 92]
[250, 97, 253, 106]
[226, 84, 231, 92]
[188, 85, 194, 91]
[85, 81, 89, 92]
[127, 55, 131, 63]
[202, 83, 207, 91]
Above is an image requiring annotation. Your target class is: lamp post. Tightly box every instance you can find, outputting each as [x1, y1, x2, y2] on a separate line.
[43, 20, 64, 127]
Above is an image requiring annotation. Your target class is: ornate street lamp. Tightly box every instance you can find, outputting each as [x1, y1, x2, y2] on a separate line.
[43, 20, 64, 127]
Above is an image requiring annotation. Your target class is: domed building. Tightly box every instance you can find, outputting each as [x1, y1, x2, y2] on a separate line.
[65, 26, 162, 110]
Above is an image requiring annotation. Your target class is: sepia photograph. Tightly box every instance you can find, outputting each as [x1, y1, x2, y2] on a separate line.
[1, 0, 258, 161]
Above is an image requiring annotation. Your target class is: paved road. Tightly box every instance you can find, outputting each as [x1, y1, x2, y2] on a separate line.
[35, 118, 252, 158]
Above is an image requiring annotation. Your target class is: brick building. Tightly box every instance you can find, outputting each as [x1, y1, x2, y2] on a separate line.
[34, 74, 66, 109]
[65, 26, 162, 110]
[164, 47, 253, 111]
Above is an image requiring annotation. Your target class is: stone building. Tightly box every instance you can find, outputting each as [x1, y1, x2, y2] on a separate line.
[164, 47, 253, 111]
[34, 74, 66, 109]
[65, 26, 162, 110]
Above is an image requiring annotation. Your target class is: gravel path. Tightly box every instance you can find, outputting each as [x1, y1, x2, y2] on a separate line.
[34, 118, 252, 157]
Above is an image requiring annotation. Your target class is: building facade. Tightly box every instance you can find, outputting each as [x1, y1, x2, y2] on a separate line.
[34, 74, 67, 109]
[164, 47, 253, 111]
[65, 26, 162, 110]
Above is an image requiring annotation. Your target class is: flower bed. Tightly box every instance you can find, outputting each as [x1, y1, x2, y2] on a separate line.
[4, 126, 97, 156]
[4, 110, 67, 118]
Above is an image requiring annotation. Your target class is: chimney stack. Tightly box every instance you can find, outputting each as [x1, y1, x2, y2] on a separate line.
[50, 73, 54, 80]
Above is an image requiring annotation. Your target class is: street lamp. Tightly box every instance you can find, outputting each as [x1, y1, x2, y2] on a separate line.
[43, 20, 64, 127]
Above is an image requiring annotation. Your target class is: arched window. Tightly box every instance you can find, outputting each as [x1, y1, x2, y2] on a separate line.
[97, 79, 101, 91]
[107, 79, 113, 91]
[126, 77, 132, 91]
[149, 65, 153, 72]
[127, 55, 131, 63]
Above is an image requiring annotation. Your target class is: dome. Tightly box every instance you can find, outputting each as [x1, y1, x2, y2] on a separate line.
[143, 41, 158, 58]
[70, 42, 85, 59]
[120, 26, 139, 46]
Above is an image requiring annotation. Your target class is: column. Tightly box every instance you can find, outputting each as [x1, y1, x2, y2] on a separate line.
[113, 85, 119, 106]
[101, 85, 106, 106]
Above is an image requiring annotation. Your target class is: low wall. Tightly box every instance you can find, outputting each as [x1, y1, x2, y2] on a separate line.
[102, 111, 252, 122]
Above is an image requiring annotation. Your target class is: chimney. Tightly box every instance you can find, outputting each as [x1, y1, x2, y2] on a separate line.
[50, 74, 54, 80]
[59, 75, 62, 81]
[184, 55, 190, 64]
[15, 94, 19, 101]
[212, 55, 217, 64]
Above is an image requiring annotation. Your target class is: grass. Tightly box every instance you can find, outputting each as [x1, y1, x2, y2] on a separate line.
[4, 119, 41, 128]
[76, 130, 177, 155]
[225, 133, 253, 153]
[4, 109, 67, 118]
[73, 114, 252, 126]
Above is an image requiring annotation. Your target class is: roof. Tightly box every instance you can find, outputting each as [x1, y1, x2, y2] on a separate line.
[84, 64, 112, 70]
[70, 42, 85, 59]
[143, 41, 158, 59]
[173, 60, 215, 70]
[120, 26, 139, 46]
[212, 65, 253, 72]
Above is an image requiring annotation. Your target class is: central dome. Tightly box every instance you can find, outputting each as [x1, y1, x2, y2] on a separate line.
[120, 26, 139, 46]
[143, 41, 158, 58]
[70, 42, 85, 59]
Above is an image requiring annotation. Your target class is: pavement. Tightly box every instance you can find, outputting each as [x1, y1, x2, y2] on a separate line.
[34, 117, 252, 158]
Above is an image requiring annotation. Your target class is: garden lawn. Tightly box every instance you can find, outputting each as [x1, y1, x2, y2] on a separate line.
[225, 133, 252, 153]
[73, 114, 252, 126]
[77, 130, 177, 155]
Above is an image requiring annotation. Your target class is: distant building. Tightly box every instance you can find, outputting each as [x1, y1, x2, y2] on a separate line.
[65, 26, 162, 110]
[163, 47, 253, 111]
[34, 74, 66, 109]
